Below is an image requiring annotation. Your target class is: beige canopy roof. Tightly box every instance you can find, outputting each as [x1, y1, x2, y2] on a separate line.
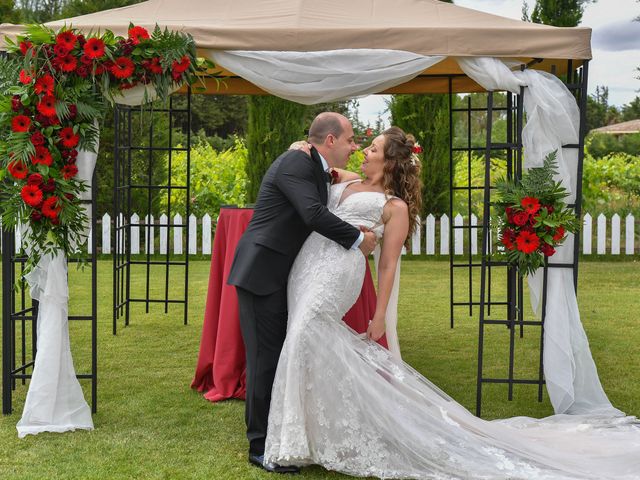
[0, 0, 592, 94]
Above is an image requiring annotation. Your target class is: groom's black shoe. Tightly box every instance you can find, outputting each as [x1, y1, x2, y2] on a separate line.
[248, 454, 301, 474]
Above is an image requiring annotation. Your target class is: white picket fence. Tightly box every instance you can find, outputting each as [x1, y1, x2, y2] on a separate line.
[2, 212, 638, 256]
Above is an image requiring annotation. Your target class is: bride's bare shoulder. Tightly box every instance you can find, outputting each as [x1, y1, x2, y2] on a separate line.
[334, 168, 361, 183]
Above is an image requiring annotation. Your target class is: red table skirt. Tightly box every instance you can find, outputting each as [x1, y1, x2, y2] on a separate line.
[191, 208, 385, 402]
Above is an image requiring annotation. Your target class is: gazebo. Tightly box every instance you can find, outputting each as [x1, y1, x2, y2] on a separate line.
[2, 0, 598, 425]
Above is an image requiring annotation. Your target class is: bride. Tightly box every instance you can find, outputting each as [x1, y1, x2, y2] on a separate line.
[264, 127, 640, 479]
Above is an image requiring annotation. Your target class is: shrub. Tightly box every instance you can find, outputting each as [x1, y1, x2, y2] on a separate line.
[160, 138, 248, 219]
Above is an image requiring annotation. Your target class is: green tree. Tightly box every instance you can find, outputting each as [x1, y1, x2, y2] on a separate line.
[529, 0, 595, 26]
[245, 95, 307, 203]
[388, 94, 450, 216]
[0, 0, 21, 22]
[621, 96, 640, 121]
[586, 86, 621, 131]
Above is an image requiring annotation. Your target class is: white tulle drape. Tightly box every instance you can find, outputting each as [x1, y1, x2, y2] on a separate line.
[17, 147, 98, 437]
[17, 252, 94, 438]
[457, 57, 622, 416]
[209, 50, 445, 105]
[373, 245, 402, 361]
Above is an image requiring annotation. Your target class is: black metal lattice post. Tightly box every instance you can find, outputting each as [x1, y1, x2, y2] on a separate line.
[112, 89, 191, 334]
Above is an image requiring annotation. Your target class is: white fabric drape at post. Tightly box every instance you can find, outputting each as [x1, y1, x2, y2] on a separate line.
[17, 252, 94, 437]
[457, 56, 622, 416]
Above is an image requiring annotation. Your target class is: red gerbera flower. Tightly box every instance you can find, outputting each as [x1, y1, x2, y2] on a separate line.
[83, 38, 106, 59]
[521, 196, 541, 215]
[56, 30, 77, 50]
[21, 185, 44, 207]
[29, 132, 45, 148]
[8, 160, 28, 180]
[58, 54, 78, 73]
[41, 196, 62, 219]
[11, 115, 31, 132]
[61, 164, 79, 179]
[19, 40, 33, 56]
[110, 56, 136, 79]
[19, 69, 32, 84]
[34, 74, 55, 95]
[516, 230, 540, 254]
[80, 54, 93, 65]
[540, 242, 556, 257]
[172, 55, 191, 74]
[32, 146, 53, 166]
[37, 95, 57, 117]
[552, 226, 566, 242]
[58, 127, 80, 148]
[128, 26, 150, 45]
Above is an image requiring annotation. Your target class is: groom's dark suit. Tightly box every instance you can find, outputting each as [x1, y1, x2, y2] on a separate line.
[228, 146, 360, 456]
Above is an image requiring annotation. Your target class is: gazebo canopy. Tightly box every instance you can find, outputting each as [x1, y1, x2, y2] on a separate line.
[0, 0, 592, 94]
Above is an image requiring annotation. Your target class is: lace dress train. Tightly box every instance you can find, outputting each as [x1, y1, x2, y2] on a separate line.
[264, 182, 640, 479]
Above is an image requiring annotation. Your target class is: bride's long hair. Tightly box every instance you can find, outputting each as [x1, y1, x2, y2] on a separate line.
[381, 127, 422, 243]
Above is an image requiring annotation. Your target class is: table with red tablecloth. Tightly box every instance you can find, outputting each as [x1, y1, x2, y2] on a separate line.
[191, 207, 385, 402]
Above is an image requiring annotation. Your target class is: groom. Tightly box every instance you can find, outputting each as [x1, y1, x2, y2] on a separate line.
[228, 112, 376, 473]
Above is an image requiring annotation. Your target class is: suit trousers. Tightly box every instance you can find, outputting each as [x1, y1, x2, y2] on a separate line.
[235, 286, 288, 456]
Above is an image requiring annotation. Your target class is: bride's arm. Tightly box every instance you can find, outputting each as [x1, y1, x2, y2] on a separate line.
[367, 199, 409, 341]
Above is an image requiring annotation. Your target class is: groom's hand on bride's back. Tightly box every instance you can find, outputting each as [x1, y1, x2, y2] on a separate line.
[358, 230, 377, 256]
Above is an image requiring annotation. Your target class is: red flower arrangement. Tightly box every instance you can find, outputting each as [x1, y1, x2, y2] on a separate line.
[1, 23, 204, 271]
[494, 151, 580, 276]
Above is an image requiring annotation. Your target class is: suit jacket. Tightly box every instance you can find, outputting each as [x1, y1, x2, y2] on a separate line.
[227, 146, 360, 295]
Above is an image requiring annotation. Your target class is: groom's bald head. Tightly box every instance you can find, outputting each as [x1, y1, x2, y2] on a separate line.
[308, 112, 347, 145]
[307, 112, 357, 169]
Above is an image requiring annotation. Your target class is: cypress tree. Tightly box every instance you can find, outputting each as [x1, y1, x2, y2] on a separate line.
[246, 95, 307, 202]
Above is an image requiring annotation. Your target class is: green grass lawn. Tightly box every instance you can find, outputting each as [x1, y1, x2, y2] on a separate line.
[0, 259, 639, 479]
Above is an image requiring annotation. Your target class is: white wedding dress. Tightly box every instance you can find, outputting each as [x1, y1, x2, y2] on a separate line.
[264, 180, 640, 479]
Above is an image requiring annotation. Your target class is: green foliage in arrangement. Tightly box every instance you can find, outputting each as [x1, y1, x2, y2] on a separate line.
[161, 139, 248, 219]
[388, 94, 450, 216]
[245, 96, 307, 203]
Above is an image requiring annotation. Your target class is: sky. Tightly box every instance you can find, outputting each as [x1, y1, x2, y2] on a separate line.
[357, 0, 640, 127]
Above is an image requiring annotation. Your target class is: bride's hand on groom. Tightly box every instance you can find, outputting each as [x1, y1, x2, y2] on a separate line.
[358, 229, 377, 256]
[366, 314, 386, 341]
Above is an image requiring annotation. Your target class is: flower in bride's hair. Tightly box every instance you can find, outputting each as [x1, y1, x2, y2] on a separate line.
[412, 143, 423, 154]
